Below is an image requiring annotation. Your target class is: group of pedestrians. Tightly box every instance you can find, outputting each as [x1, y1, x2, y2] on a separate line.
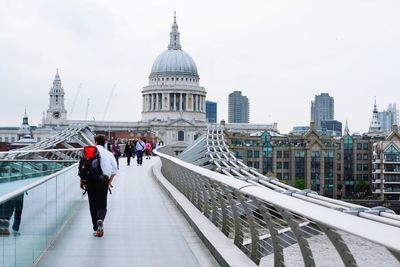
[109, 137, 158, 167]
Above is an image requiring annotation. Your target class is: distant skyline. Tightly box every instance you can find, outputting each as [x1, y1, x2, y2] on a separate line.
[0, 0, 399, 133]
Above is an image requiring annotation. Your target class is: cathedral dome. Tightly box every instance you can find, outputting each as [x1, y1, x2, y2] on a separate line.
[150, 49, 198, 77]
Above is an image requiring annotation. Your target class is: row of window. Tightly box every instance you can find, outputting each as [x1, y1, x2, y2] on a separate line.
[356, 143, 369, 150]
[151, 77, 198, 83]
[246, 161, 260, 169]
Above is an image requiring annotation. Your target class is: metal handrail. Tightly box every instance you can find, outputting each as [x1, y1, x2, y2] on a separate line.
[0, 163, 78, 205]
[157, 146, 400, 265]
[0, 148, 83, 156]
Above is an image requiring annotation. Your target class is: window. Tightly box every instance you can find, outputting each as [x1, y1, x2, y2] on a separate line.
[357, 153, 362, 160]
[363, 143, 369, 150]
[363, 164, 368, 171]
[357, 143, 362, 150]
[363, 153, 368, 160]
[5, 137, 8, 142]
[247, 150, 253, 158]
[357, 164, 362, 171]
[254, 150, 260, 158]
[0, 137, 2, 142]
[11, 137, 15, 143]
[277, 173, 282, 179]
[337, 153, 341, 160]
[283, 162, 289, 169]
[247, 161, 253, 167]
[178, 131, 184, 141]
[283, 151, 289, 158]
[277, 151, 282, 158]
[277, 162, 282, 169]
[254, 162, 260, 169]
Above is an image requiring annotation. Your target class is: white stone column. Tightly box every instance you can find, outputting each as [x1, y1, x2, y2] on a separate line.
[156, 93, 159, 111]
[142, 95, 145, 112]
[180, 93, 183, 111]
[197, 94, 200, 112]
[174, 94, 177, 111]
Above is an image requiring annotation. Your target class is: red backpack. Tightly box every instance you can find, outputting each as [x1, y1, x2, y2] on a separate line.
[78, 146, 103, 183]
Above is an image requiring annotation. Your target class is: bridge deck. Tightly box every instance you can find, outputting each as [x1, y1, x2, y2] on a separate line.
[37, 157, 218, 267]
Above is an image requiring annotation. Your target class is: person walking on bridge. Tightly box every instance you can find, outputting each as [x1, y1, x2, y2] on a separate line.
[123, 140, 134, 166]
[135, 137, 145, 166]
[80, 135, 118, 237]
[111, 140, 121, 169]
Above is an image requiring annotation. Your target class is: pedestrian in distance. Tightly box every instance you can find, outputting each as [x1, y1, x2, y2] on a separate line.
[79, 135, 118, 238]
[135, 137, 146, 166]
[111, 139, 121, 169]
[145, 141, 152, 159]
[123, 140, 134, 166]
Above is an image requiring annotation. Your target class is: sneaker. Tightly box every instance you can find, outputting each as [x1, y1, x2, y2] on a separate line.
[96, 220, 104, 237]
[12, 230, 20, 237]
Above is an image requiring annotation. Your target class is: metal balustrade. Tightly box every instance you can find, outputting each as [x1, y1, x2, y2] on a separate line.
[0, 164, 82, 267]
[179, 126, 400, 228]
[156, 127, 400, 266]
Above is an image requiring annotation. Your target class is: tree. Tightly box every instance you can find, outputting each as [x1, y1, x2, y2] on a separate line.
[293, 177, 305, 190]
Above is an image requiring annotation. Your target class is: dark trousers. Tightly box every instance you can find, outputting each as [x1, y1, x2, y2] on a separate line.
[0, 194, 24, 231]
[114, 156, 119, 169]
[136, 150, 143, 165]
[127, 156, 131, 165]
[87, 181, 109, 231]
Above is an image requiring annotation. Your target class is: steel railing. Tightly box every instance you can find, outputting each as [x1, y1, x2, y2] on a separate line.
[157, 146, 400, 266]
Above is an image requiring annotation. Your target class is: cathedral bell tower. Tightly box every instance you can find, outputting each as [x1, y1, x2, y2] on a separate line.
[45, 69, 67, 126]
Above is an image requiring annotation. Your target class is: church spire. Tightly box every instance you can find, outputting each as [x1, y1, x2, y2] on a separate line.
[168, 11, 181, 50]
[344, 120, 350, 135]
[373, 96, 378, 113]
[368, 97, 383, 136]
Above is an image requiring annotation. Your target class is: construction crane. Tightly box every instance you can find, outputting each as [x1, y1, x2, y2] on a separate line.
[69, 83, 82, 117]
[102, 84, 116, 121]
[85, 98, 90, 121]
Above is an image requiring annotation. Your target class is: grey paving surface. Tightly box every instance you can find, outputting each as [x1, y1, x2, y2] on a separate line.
[36, 157, 219, 267]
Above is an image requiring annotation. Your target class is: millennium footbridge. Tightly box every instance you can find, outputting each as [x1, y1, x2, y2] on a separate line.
[1, 126, 400, 267]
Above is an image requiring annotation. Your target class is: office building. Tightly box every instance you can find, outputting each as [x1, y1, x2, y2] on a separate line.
[228, 91, 249, 123]
[310, 93, 334, 130]
[206, 101, 217, 123]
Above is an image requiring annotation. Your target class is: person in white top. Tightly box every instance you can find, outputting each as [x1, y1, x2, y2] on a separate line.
[86, 135, 117, 237]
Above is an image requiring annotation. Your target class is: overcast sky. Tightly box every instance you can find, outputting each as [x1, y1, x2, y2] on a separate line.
[0, 0, 399, 133]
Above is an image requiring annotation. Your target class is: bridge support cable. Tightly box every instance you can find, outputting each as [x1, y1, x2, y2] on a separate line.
[0, 126, 94, 161]
[178, 125, 400, 228]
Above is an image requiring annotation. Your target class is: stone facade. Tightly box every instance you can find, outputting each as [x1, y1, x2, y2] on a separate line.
[225, 122, 384, 199]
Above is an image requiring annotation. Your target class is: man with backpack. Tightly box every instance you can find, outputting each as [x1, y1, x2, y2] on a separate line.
[79, 135, 118, 237]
